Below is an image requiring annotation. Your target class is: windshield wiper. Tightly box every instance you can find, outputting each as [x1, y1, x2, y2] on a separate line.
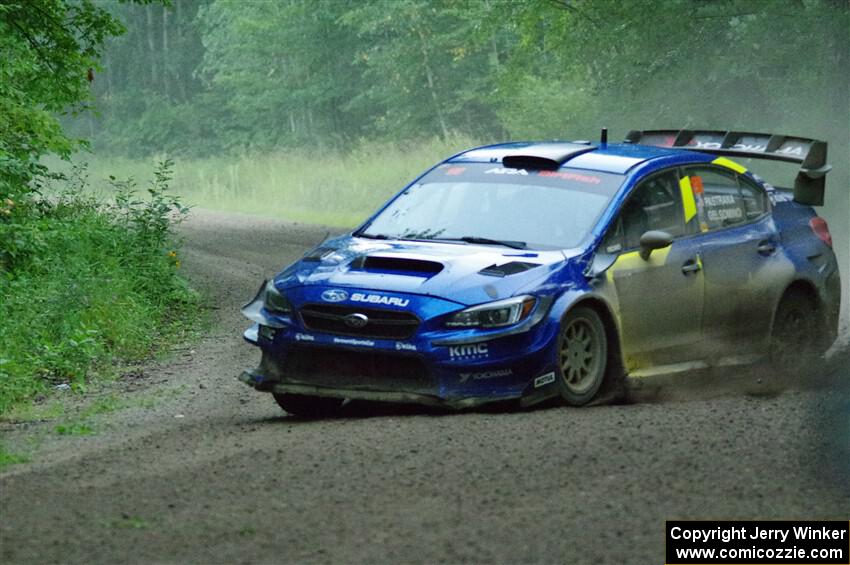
[357, 233, 527, 249]
[439, 236, 527, 249]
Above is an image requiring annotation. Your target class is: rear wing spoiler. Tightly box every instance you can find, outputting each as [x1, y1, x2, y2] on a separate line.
[625, 129, 832, 205]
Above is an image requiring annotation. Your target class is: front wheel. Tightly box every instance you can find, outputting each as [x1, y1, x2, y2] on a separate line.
[557, 306, 608, 406]
[273, 393, 344, 418]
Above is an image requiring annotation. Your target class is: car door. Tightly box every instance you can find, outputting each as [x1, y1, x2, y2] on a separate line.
[604, 168, 705, 370]
[683, 165, 790, 356]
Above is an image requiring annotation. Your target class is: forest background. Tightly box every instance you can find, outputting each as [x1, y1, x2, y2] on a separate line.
[71, 0, 849, 229]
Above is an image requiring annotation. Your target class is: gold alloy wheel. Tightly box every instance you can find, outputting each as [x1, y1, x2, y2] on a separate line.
[559, 315, 605, 395]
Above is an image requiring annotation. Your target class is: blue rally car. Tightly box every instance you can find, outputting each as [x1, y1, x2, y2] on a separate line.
[239, 129, 841, 416]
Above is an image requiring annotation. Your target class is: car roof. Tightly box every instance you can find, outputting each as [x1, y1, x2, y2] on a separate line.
[449, 141, 715, 174]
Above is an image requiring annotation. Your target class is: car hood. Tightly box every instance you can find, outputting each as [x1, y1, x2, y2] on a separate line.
[275, 236, 573, 306]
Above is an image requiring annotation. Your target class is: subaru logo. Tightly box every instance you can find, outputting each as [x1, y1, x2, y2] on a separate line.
[321, 289, 348, 302]
[343, 313, 369, 328]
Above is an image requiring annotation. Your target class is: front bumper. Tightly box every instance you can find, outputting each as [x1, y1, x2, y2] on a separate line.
[238, 281, 565, 408]
[238, 317, 561, 409]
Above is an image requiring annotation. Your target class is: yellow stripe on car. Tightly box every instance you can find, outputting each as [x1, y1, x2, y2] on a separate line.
[679, 176, 697, 222]
[712, 157, 747, 173]
[605, 247, 672, 283]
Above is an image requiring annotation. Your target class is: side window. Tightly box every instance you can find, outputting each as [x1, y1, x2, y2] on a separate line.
[739, 177, 769, 220]
[602, 217, 624, 254]
[686, 166, 767, 230]
[620, 170, 685, 249]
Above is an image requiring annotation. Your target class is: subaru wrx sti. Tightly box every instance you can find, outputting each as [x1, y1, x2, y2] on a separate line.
[239, 129, 841, 416]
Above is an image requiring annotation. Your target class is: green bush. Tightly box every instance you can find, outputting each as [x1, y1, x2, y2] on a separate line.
[0, 161, 196, 414]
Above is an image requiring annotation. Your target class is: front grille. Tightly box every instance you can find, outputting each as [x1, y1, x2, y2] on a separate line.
[299, 303, 420, 339]
[283, 347, 433, 392]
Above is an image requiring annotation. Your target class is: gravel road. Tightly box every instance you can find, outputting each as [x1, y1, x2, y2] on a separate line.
[1, 208, 848, 565]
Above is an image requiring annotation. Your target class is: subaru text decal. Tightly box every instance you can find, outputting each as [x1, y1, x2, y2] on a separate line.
[351, 292, 409, 307]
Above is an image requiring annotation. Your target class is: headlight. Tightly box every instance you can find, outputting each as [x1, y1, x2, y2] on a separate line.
[446, 295, 537, 328]
[263, 280, 292, 314]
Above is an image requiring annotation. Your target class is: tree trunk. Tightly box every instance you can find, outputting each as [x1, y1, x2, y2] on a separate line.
[104, 51, 113, 100]
[162, 6, 169, 98]
[417, 28, 450, 140]
[146, 5, 157, 90]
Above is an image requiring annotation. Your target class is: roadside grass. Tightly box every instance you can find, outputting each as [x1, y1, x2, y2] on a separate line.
[0, 161, 199, 415]
[54, 422, 95, 436]
[0, 383, 191, 470]
[1, 389, 137, 424]
[0, 443, 30, 470]
[103, 515, 151, 530]
[72, 135, 480, 227]
[2, 399, 66, 422]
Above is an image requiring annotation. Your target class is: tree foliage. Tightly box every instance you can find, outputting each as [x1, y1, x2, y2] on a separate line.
[76, 0, 848, 165]
[0, 0, 127, 196]
[1, 1, 197, 413]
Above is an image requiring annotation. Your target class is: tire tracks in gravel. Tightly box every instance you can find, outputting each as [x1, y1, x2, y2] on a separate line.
[1, 208, 848, 565]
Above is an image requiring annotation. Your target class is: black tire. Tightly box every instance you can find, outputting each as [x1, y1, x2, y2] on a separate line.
[273, 393, 344, 418]
[556, 306, 608, 406]
[769, 289, 823, 376]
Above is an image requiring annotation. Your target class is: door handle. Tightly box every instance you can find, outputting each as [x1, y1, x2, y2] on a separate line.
[681, 258, 701, 275]
[757, 241, 776, 255]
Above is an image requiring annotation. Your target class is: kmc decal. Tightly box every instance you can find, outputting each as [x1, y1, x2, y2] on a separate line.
[449, 343, 489, 359]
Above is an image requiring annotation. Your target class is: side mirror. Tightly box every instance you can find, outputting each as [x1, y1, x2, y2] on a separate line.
[638, 230, 673, 260]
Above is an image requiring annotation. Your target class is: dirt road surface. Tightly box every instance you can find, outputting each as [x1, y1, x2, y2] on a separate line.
[2, 209, 848, 564]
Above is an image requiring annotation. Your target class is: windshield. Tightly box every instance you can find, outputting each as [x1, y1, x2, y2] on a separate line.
[360, 163, 625, 249]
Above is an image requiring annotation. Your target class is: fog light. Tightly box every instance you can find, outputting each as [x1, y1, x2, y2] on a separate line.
[259, 325, 276, 340]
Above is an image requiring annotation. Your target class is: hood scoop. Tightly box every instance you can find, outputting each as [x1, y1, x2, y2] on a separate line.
[479, 261, 541, 277]
[350, 255, 444, 276]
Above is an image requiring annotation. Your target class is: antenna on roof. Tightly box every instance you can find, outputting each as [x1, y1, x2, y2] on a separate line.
[600, 127, 608, 148]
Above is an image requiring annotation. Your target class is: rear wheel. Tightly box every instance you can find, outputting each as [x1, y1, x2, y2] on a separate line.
[557, 306, 608, 406]
[770, 289, 823, 375]
[273, 393, 344, 418]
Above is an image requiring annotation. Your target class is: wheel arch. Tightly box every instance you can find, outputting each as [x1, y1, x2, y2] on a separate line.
[774, 279, 822, 322]
[564, 296, 626, 391]
[772, 278, 829, 346]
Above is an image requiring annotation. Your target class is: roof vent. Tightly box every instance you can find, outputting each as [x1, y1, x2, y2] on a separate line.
[502, 143, 596, 170]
